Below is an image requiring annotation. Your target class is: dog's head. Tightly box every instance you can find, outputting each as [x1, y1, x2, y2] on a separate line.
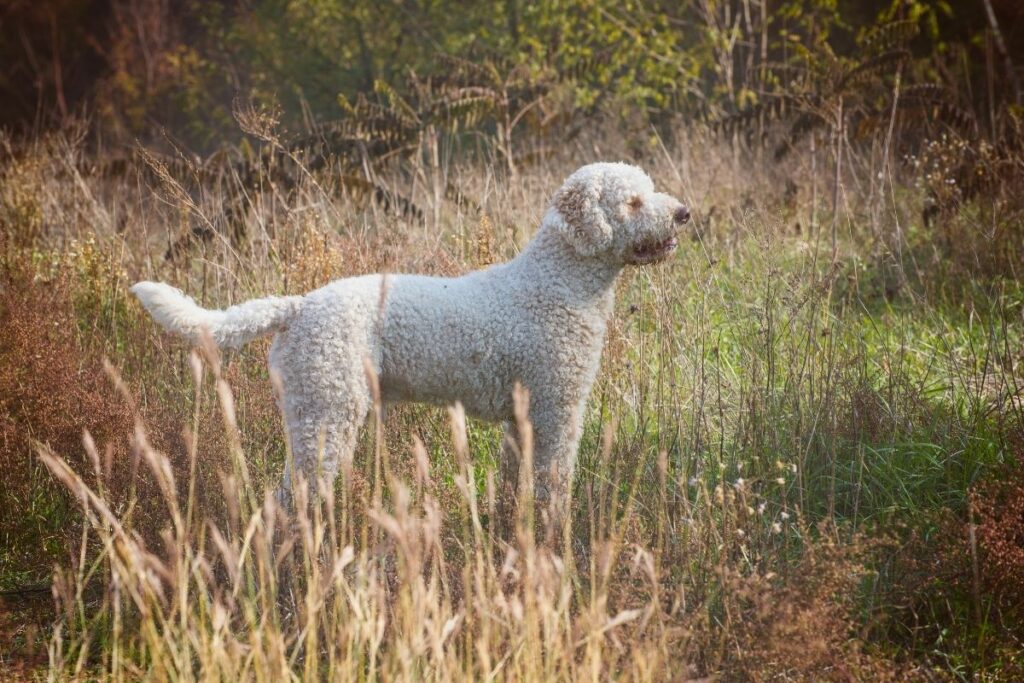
[547, 162, 690, 265]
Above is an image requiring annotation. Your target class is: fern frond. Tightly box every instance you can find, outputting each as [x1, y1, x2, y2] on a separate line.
[900, 83, 952, 104]
[860, 19, 919, 55]
[373, 80, 420, 124]
[337, 92, 356, 116]
[433, 54, 502, 89]
[836, 50, 910, 93]
[710, 95, 793, 139]
[431, 96, 499, 132]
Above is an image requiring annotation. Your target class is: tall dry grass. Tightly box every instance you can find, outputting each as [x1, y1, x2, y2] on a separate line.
[1, 119, 1022, 679]
[37, 346, 905, 681]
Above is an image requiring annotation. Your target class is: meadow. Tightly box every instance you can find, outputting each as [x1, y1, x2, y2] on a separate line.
[1, 113, 1021, 680]
[2, 1, 1024, 680]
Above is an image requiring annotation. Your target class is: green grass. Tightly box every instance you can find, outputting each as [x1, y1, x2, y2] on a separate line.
[1, 127, 1022, 679]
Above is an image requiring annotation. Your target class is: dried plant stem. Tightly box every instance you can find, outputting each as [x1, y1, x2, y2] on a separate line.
[830, 97, 843, 264]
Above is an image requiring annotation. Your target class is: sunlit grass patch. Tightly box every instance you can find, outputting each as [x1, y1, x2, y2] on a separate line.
[0, 121, 1021, 678]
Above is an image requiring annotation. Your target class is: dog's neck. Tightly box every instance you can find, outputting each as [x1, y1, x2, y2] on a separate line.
[507, 221, 622, 311]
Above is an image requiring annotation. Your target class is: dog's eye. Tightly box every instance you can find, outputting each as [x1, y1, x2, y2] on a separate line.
[626, 196, 643, 210]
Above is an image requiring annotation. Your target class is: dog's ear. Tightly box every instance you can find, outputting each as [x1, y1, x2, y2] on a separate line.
[551, 177, 613, 256]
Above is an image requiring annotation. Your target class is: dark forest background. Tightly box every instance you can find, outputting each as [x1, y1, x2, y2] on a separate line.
[3, 1, 1022, 149]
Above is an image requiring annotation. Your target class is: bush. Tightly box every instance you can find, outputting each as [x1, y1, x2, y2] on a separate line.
[0, 261, 132, 585]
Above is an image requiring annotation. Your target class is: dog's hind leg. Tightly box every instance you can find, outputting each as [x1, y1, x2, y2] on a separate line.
[277, 400, 369, 511]
[270, 334, 376, 512]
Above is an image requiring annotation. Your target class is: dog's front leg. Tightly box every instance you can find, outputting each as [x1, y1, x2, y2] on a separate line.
[532, 414, 582, 545]
[499, 405, 582, 545]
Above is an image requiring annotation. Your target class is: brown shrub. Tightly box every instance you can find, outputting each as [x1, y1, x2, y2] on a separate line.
[715, 525, 907, 681]
[0, 263, 132, 581]
[0, 250, 292, 586]
[972, 433, 1024, 612]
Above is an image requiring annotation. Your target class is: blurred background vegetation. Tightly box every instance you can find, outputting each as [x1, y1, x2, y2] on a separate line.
[2, 0, 1021, 149]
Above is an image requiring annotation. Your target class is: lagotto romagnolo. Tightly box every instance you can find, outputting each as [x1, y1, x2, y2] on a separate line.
[132, 162, 690, 521]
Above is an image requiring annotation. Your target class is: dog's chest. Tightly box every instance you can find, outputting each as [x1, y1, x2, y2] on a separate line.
[529, 300, 609, 376]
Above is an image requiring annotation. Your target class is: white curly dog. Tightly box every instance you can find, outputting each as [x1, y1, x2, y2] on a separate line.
[132, 162, 689, 519]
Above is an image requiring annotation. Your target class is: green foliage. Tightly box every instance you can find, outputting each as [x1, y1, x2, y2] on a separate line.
[2, 0, 1019, 151]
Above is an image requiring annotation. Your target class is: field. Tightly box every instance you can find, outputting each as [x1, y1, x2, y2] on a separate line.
[0, 121, 1020, 680]
[3, 1, 1024, 680]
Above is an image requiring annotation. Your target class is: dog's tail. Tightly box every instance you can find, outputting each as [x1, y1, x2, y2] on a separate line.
[130, 281, 304, 349]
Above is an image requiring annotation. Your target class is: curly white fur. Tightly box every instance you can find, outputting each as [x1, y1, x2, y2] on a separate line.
[132, 162, 689, 516]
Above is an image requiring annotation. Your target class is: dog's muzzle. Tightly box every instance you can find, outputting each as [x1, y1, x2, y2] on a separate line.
[628, 235, 679, 264]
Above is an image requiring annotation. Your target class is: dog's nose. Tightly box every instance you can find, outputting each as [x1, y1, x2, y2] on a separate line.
[673, 205, 691, 225]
